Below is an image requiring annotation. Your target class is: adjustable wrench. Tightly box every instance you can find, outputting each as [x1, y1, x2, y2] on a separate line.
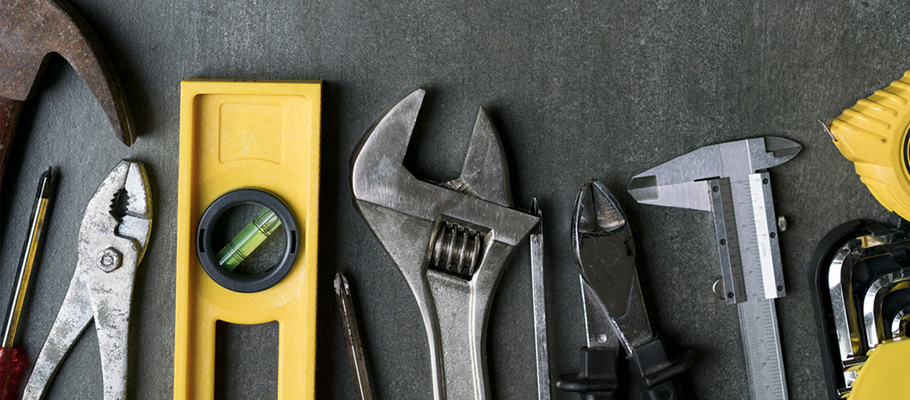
[628, 137, 800, 400]
[351, 89, 539, 399]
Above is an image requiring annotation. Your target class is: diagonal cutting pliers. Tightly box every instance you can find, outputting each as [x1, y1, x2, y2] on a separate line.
[559, 179, 693, 400]
[22, 160, 152, 400]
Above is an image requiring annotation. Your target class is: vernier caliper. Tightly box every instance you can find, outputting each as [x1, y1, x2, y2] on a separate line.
[627, 137, 801, 400]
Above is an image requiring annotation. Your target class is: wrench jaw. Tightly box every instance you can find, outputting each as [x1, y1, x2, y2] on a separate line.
[440, 108, 512, 208]
[352, 90, 538, 399]
[351, 89, 425, 206]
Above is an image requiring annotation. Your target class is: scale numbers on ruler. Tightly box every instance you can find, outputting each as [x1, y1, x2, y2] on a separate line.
[730, 178, 788, 400]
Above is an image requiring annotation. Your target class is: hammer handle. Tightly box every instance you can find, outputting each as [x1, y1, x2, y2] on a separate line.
[0, 97, 23, 191]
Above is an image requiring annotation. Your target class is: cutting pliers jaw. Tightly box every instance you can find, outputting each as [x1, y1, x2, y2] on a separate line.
[572, 179, 634, 276]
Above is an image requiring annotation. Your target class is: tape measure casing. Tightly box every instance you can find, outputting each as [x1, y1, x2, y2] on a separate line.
[830, 70, 910, 220]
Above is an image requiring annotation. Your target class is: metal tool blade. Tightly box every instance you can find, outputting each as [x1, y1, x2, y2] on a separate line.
[23, 273, 95, 400]
[334, 273, 373, 400]
[574, 180, 653, 353]
[529, 199, 551, 400]
[581, 277, 620, 350]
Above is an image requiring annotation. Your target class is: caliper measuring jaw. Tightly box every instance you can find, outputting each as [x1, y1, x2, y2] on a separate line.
[627, 136, 801, 400]
[351, 89, 539, 400]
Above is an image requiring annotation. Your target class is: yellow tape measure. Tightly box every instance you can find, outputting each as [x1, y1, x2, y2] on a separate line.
[829, 70, 910, 220]
[829, 71, 910, 399]
[849, 339, 910, 400]
[174, 79, 321, 399]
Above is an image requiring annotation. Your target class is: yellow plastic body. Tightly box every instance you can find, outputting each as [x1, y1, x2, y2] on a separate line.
[849, 339, 910, 399]
[174, 79, 321, 399]
[830, 70, 910, 220]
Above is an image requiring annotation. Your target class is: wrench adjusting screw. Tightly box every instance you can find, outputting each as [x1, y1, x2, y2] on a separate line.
[430, 222, 484, 279]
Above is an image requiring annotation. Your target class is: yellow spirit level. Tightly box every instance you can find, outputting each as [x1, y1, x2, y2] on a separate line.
[174, 79, 321, 399]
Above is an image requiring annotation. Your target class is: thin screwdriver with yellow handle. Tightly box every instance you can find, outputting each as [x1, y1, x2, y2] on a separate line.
[0, 168, 54, 399]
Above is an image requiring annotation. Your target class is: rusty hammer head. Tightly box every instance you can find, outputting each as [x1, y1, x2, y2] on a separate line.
[0, 0, 135, 145]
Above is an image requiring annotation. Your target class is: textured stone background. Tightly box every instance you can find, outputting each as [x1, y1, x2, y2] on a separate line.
[0, 0, 905, 398]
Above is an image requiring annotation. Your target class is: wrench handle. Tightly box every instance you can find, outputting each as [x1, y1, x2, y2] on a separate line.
[0, 97, 23, 191]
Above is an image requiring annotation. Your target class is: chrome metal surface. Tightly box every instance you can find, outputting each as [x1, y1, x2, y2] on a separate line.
[334, 273, 374, 400]
[350, 89, 539, 400]
[430, 222, 484, 278]
[713, 278, 727, 301]
[23, 160, 152, 400]
[709, 177, 745, 304]
[573, 180, 652, 354]
[891, 306, 910, 340]
[862, 272, 910, 349]
[750, 172, 785, 299]
[529, 199, 551, 400]
[628, 137, 800, 400]
[827, 239, 862, 388]
[581, 277, 619, 349]
[826, 235, 895, 367]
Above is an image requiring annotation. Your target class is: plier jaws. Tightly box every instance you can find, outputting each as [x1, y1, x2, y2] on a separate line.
[561, 179, 694, 400]
[23, 160, 152, 400]
[572, 179, 651, 352]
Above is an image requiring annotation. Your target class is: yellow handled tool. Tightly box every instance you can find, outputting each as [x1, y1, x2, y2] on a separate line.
[174, 79, 321, 399]
[828, 70, 910, 220]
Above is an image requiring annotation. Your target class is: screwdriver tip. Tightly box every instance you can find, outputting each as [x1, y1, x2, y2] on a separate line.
[530, 198, 542, 235]
[334, 272, 349, 296]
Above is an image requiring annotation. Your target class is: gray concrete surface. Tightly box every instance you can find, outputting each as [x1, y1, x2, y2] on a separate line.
[0, 0, 904, 398]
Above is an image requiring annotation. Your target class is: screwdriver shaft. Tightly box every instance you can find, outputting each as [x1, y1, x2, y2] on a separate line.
[2, 167, 54, 347]
[530, 198, 551, 400]
[0, 167, 54, 400]
[334, 273, 373, 400]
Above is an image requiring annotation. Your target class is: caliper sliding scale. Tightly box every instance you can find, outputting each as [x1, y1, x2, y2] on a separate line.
[628, 136, 801, 400]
